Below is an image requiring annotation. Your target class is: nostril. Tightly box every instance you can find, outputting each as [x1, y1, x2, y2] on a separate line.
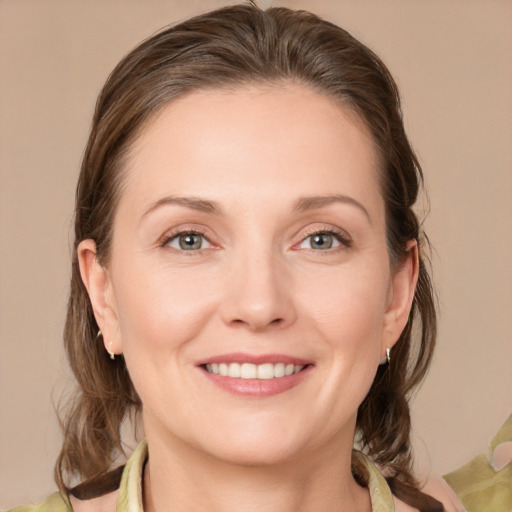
[229, 317, 285, 329]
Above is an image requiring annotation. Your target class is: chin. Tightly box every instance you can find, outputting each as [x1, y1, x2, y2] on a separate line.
[205, 437, 303, 467]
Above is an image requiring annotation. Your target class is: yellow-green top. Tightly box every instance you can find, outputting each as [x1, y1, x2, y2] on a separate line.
[4, 442, 396, 512]
[444, 414, 512, 512]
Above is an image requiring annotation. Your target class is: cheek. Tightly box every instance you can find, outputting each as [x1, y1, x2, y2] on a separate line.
[111, 258, 221, 356]
[298, 263, 390, 399]
[299, 262, 390, 346]
[110, 261, 224, 424]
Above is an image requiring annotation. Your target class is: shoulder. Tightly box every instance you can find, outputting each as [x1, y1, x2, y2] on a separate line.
[419, 474, 467, 512]
[391, 476, 467, 512]
[390, 478, 466, 512]
[356, 448, 466, 512]
[4, 492, 71, 512]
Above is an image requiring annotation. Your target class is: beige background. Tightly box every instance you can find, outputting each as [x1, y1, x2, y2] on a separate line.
[1, 0, 511, 507]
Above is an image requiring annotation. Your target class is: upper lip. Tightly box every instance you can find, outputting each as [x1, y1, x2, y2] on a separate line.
[196, 352, 313, 366]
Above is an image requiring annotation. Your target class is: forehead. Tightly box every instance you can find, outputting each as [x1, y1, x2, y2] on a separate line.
[119, 84, 383, 219]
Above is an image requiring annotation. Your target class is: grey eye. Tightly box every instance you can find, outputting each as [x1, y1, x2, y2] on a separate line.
[300, 233, 340, 250]
[167, 233, 210, 251]
[310, 233, 333, 249]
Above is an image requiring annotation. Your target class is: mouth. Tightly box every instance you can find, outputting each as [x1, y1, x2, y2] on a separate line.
[203, 362, 307, 379]
[197, 354, 313, 397]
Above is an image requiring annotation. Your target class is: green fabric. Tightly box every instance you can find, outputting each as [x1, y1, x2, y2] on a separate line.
[444, 414, 512, 512]
[353, 450, 395, 511]
[116, 440, 147, 512]
[5, 441, 395, 511]
[3, 492, 71, 512]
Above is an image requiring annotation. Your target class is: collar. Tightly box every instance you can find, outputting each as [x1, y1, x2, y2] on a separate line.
[116, 441, 395, 511]
[116, 440, 147, 512]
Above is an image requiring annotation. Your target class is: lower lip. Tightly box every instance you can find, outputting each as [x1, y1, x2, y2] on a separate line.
[200, 365, 313, 397]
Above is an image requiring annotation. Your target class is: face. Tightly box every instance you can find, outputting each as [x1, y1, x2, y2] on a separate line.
[80, 85, 416, 467]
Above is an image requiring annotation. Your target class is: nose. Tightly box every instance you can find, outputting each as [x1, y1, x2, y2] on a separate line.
[220, 250, 297, 332]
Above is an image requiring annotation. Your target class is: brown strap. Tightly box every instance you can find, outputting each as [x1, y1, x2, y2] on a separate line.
[68, 465, 125, 500]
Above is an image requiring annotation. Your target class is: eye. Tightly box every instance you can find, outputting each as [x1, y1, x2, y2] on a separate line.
[297, 230, 350, 251]
[165, 232, 212, 251]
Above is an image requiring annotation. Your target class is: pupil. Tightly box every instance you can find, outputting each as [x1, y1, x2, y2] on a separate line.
[312, 234, 332, 249]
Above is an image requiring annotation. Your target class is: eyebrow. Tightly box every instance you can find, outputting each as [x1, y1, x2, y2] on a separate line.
[293, 194, 372, 224]
[142, 196, 222, 218]
[141, 193, 371, 223]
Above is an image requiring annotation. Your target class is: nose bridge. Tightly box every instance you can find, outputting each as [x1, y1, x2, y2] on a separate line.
[222, 235, 295, 331]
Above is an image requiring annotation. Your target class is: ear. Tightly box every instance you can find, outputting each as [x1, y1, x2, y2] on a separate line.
[381, 240, 419, 357]
[77, 239, 122, 357]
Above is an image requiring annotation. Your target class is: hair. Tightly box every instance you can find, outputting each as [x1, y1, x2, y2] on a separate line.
[56, 3, 441, 511]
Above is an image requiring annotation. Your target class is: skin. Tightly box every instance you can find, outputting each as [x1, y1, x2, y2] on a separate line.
[78, 84, 420, 512]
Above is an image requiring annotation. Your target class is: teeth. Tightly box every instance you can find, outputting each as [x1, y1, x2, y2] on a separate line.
[240, 363, 257, 379]
[227, 363, 241, 378]
[274, 363, 285, 377]
[205, 362, 306, 379]
[257, 363, 274, 380]
[219, 363, 228, 376]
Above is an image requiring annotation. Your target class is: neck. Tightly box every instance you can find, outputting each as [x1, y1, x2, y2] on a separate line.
[142, 429, 371, 512]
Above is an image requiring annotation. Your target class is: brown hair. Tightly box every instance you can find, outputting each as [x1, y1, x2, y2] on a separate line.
[56, 4, 441, 511]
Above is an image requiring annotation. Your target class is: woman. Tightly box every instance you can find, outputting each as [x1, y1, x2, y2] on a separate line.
[9, 3, 464, 512]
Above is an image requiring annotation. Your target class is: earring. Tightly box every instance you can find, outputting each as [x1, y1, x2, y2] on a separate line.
[107, 341, 115, 360]
[380, 347, 391, 366]
[97, 330, 115, 360]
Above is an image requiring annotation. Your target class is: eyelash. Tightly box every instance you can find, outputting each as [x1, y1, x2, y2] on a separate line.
[160, 227, 352, 253]
[160, 229, 213, 253]
[295, 228, 352, 252]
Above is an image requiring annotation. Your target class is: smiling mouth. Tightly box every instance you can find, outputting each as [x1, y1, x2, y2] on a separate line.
[203, 362, 307, 379]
